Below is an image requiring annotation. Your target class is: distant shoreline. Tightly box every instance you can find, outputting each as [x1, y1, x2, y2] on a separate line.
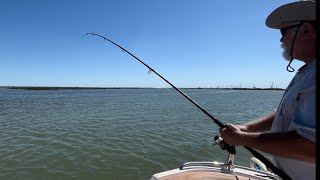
[3, 86, 148, 90]
[1, 86, 285, 91]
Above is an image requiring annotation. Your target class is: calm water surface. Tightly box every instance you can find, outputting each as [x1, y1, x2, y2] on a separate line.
[0, 88, 284, 180]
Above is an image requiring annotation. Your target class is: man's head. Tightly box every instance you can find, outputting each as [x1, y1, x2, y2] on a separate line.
[266, 0, 316, 64]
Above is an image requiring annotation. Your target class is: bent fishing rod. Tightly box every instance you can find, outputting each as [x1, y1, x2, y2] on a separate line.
[84, 33, 291, 180]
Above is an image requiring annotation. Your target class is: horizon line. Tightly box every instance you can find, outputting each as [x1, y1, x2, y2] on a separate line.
[0, 86, 285, 91]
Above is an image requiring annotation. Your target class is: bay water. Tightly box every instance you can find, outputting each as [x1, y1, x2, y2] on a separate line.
[0, 88, 284, 179]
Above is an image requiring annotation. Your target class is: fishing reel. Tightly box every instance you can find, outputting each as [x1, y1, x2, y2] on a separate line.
[213, 135, 236, 155]
[212, 135, 237, 171]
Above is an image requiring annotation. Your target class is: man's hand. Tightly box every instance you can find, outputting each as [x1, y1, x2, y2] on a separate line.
[220, 123, 246, 146]
[235, 124, 248, 132]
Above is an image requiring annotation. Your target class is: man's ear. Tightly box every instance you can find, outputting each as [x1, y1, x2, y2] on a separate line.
[302, 23, 315, 38]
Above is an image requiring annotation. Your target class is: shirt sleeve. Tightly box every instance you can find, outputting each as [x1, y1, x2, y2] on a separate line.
[289, 85, 316, 142]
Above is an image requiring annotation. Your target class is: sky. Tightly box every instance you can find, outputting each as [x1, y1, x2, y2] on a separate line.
[0, 0, 305, 88]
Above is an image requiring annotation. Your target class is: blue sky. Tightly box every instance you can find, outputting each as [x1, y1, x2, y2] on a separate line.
[0, 0, 304, 88]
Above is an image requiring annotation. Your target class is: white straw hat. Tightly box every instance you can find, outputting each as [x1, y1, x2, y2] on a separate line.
[266, 0, 316, 29]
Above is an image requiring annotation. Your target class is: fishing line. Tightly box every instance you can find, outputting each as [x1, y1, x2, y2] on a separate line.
[145, 67, 180, 99]
[84, 33, 291, 180]
[150, 72, 180, 98]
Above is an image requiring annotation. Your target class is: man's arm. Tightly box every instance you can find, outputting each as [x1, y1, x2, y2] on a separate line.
[220, 124, 315, 162]
[237, 111, 276, 132]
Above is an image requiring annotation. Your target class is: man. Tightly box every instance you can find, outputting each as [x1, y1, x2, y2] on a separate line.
[220, 1, 316, 179]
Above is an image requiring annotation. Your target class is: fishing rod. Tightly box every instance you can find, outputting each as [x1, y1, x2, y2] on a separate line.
[84, 33, 291, 180]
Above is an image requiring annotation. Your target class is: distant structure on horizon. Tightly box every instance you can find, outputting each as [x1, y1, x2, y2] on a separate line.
[210, 82, 284, 90]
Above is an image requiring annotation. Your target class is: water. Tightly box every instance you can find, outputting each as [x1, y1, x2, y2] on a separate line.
[0, 88, 284, 179]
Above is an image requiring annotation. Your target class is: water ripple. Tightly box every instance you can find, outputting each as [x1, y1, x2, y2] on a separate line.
[0, 89, 282, 179]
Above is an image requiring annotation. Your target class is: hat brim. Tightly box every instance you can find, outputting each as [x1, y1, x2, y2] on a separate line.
[266, 1, 316, 29]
